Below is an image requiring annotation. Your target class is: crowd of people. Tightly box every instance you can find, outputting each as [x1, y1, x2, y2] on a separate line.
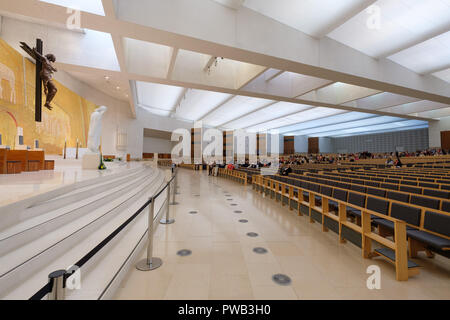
[205, 148, 449, 175]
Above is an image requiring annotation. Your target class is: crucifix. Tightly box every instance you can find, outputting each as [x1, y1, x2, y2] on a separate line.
[20, 39, 58, 122]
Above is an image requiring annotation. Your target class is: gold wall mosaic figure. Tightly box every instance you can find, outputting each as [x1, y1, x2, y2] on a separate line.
[0, 38, 98, 154]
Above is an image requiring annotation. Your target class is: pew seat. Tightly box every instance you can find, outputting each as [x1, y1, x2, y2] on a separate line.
[407, 230, 450, 256]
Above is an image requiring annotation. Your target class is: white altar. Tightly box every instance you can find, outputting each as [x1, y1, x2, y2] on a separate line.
[64, 148, 89, 159]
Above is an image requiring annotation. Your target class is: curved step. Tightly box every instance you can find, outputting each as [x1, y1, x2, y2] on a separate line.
[22, 166, 148, 220]
[0, 168, 157, 256]
[0, 168, 165, 298]
[0, 165, 145, 231]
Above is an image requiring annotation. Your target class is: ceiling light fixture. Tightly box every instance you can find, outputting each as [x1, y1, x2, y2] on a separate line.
[204, 56, 224, 75]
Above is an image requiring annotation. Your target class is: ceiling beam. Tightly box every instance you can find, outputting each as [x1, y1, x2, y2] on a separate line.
[171, 87, 188, 115]
[379, 26, 450, 59]
[265, 70, 284, 82]
[101, 0, 115, 17]
[237, 66, 268, 90]
[2, 0, 449, 105]
[294, 81, 336, 98]
[317, 0, 378, 38]
[199, 94, 236, 121]
[166, 47, 179, 79]
[424, 63, 450, 76]
[275, 114, 378, 133]
[242, 107, 316, 130]
[102, 0, 135, 117]
[55, 61, 437, 123]
[219, 101, 278, 128]
[299, 119, 424, 137]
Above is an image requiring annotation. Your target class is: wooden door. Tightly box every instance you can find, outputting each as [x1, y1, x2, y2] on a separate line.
[308, 137, 319, 154]
[284, 136, 295, 155]
[441, 131, 450, 150]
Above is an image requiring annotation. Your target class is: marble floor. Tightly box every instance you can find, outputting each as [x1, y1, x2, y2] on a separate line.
[0, 156, 142, 206]
[115, 169, 450, 300]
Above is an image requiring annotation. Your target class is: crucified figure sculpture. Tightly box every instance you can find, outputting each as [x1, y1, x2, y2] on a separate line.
[20, 42, 58, 110]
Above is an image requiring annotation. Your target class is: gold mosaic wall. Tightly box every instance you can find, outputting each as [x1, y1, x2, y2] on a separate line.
[0, 37, 98, 154]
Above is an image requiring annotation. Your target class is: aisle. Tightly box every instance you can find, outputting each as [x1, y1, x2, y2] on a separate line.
[114, 169, 450, 300]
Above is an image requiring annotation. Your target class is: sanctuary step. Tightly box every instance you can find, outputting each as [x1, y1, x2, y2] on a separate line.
[0, 164, 167, 300]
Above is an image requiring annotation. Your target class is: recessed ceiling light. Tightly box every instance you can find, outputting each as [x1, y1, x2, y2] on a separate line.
[104, 76, 110, 81]
[116, 86, 120, 90]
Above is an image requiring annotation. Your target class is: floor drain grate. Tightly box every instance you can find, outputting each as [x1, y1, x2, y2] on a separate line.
[253, 247, 268, 254]
[234, 210, 243, 214]
[189, 211, 198, 214]
[272, 274, 291, 286]
[246, 232, 258, 237]
[177, 249, 192, 256]
[239, 219, 248, 223]
[231, 204, 238, 206]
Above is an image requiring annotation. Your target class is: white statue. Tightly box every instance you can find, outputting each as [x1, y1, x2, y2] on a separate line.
[87, 106, 107, 153]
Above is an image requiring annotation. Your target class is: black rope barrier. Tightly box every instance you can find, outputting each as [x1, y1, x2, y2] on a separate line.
[28, 172, 176, 300]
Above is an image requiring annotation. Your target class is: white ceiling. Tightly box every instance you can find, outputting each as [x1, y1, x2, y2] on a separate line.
[243, 0, 375, 38]
[15, 0, 450, 138]
[242, 0, 450, 79]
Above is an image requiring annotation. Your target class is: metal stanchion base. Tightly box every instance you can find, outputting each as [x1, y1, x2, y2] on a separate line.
[136, 257, 163, 271]
[160, 218, 175, 224]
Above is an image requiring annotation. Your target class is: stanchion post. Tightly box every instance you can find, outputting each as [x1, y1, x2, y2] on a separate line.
[171, 173, 179, 205]
[136, 199, 163, 271]
[160, 182, 175, 224]
[47, 270, 66, 300]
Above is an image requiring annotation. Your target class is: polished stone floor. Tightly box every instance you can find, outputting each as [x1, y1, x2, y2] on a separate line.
[115, 169, 450, 300]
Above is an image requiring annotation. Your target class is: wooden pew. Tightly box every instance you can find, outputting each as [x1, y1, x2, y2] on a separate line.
[287, 172, 450, 212]
[306, 172, 450, 197]
[252, 174, 450, 279]
[217, 168, 247, 185]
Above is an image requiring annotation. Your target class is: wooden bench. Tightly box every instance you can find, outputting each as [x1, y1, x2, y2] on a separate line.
[217, 168, 247, 185]
[304, 172, 450, 199]
[253, 174, 450, 279]
[283, 172, 450, 213]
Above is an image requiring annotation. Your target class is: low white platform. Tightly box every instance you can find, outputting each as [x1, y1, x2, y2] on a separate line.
[0, 155, 140, 207]
[0, 159, 168, 300]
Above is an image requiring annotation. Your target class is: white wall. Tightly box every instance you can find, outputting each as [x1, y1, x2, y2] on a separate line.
[429, 117, 450, 148]
[319, 137, 333, 153]
[294, 135, 308, 153]
[143, 137, 175, 154]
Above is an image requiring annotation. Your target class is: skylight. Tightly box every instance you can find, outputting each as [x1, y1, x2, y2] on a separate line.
[40, 0, 105, 16]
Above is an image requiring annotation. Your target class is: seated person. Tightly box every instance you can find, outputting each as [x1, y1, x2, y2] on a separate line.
[280, 165, 292, 176]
